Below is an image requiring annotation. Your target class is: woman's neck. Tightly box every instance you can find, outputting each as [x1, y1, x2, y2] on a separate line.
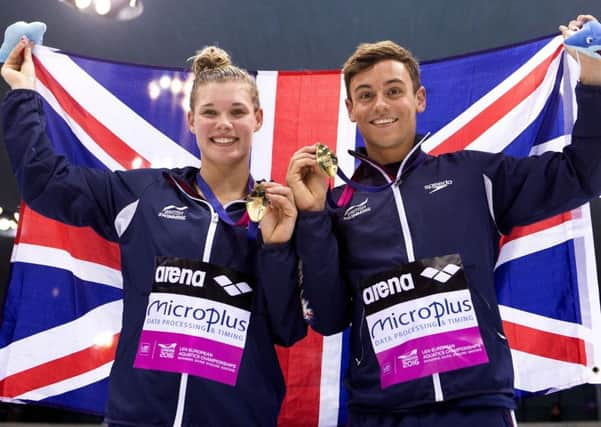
[198, 162, 250, 205]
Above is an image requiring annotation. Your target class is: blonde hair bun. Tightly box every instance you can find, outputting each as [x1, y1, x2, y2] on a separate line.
[191, 46, 232, 75]
[187, 45, 260, 112]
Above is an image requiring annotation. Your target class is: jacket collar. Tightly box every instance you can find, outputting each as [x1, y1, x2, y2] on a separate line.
[347, 134, 430, 184]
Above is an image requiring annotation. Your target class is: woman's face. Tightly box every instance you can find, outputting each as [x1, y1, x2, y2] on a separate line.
[187, 80, 262, 169]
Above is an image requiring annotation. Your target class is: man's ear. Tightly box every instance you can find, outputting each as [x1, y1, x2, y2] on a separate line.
[345, 98, 356, 122]
[187, 110, 195, 133]
[416, 86, 426, 113]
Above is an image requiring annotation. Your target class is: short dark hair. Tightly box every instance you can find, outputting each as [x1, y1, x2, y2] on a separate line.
[342, 40, 421, 99]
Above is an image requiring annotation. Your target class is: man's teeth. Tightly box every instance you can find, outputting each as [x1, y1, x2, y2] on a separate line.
[372, 118, 396, 125]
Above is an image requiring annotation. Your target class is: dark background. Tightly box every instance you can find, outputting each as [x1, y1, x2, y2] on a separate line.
[1, 0, 601, 423]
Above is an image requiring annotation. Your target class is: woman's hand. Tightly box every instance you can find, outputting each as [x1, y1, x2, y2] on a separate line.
[1, 36, 35, 90]
[259, 182, 298, 244]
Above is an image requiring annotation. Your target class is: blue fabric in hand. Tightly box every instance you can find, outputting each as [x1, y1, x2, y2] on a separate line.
[564, 21, 601, 59]
[0, 21, 47, 63]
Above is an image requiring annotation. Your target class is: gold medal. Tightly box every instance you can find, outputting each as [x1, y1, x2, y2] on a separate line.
[246, 183, 268, 222]
[316, 143, 338, 178]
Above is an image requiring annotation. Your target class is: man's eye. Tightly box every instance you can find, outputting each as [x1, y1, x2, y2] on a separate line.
[358, 92, 372, 100]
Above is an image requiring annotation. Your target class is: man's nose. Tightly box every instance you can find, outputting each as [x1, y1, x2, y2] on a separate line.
[374, 93, 388, 112]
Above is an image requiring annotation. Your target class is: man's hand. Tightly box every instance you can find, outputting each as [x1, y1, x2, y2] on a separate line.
[286, 144, 330, 212]
[560, 15, 601, 86]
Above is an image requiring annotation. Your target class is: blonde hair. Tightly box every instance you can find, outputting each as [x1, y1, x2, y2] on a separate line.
[188, 46, 260, 111]
[342, 40, 421, 99]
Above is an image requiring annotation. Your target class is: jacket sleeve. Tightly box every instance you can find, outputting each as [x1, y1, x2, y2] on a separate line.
[294, 209, 352, 336]
[255, 242, 307, 347]
[1, 89, 140, 241]
[482, 83, 601, 234]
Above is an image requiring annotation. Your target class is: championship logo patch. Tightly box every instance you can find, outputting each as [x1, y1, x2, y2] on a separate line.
[360, 254, 488, 388]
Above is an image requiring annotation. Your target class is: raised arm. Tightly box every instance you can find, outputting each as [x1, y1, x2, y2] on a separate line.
[1, 38, 142, 240]
[1, 36, 35, 90]
[560, 15, 601, 85]
[286, 145, 352, 335]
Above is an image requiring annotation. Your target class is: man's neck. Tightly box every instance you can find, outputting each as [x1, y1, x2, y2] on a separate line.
[365, 139, 414, 165]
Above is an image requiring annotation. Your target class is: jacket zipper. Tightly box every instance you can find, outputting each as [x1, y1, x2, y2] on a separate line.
[364, 139, 445, 402]
[170, 189, 219, 427]
[390, 183, 443, 402]
[354, 144, 420, 367]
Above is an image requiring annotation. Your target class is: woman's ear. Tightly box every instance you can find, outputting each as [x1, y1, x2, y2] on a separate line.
[254, 108, 264, 132]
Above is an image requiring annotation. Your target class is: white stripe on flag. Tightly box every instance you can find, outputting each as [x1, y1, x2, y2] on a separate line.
[572, 203, 601, 370]
[528, 135, 570, 155]
[318, 332, 343, 427]
[0, 300, 122, 379]
[15, 361, 114, 401]
[422, 36, 564, 153]
[511, 349, 593, 392]
[335, 74, 357, 187]
[36, 80, 124, 172]
[10, 243, 123, 289]
[499, 305, 594, 343]
[495, 219, 577, 268]
[34, 46, 199, 168]
[252, 71, 278, 180]
[466, 52, 562, 153]
[562, 50, 579, 136]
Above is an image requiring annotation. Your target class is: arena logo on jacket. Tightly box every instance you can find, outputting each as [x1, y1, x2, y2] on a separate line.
[134, 256, 254, 386]
[361, 254, 489, 388]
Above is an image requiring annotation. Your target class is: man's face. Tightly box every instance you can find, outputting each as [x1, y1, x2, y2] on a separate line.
[345, 60, 426, 164]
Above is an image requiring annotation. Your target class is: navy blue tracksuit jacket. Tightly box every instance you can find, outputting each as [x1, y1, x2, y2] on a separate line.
[296, 84, 601, 415]
[2, 89, 307, 427]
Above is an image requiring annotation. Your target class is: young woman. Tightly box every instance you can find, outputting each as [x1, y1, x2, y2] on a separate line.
[1, 39, 306, 426]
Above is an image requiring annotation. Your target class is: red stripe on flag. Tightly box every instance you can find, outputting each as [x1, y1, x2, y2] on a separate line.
[277, 330, 325, 426]
[270, 71, 342, 182]
[33, 56, 151, 170]
[272, 71, 341, 425]
[503, 320, 586, 365]
[499, 211, 572, 247]
[429, 45, 563, 155]
[271, 71, 340, 426]
[16, 204, 121, 270]
[0, 333, 119, 397]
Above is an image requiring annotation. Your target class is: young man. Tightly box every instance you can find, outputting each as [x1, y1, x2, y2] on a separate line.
[286, 15, 601, 427]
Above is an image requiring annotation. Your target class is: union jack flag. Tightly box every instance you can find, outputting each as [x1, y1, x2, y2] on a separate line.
[0, 34, 600, 427]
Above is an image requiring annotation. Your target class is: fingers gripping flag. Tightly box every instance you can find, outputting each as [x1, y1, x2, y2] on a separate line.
[1, 35, 600, 426]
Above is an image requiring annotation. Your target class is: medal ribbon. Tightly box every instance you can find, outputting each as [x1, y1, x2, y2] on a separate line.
[327, 134, 430, 208]
[195, 173, 258, 239]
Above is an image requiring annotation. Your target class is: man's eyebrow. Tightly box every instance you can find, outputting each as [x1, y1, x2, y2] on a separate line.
[353, 79, 406, 92]
[385, 78, 405, 85]
[353, 83, 372, 92]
